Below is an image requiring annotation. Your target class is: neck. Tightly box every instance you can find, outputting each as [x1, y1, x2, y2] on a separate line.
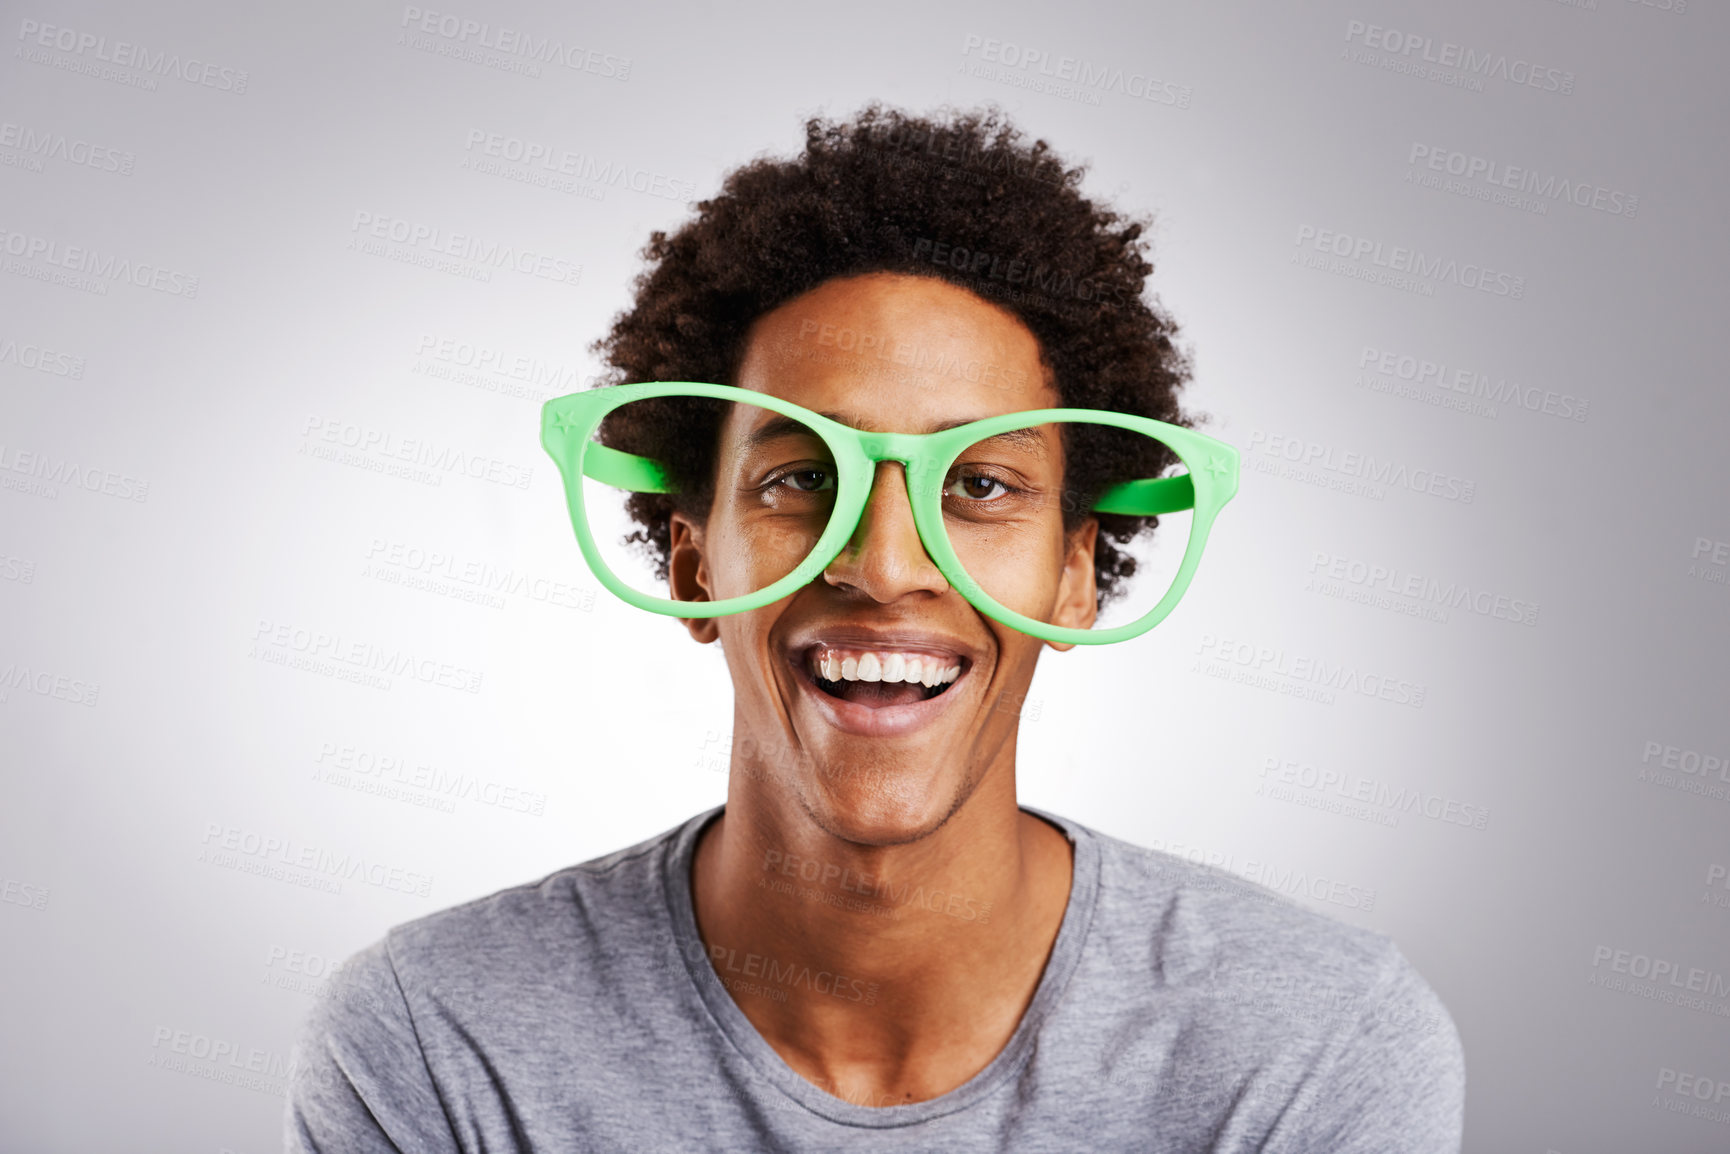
[689, 739, 1075, 1106]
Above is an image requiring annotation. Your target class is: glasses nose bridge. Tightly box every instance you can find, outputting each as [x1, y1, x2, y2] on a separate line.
[837, 430, 940, 575]
[854, 429, 923, 467]
[853, 430, 933, 498]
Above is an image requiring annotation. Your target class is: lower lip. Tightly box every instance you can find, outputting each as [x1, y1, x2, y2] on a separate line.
[788, 656, 971, 738]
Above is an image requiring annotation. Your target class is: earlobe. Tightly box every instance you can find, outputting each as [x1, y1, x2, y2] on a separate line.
[668, 513, 719, 644]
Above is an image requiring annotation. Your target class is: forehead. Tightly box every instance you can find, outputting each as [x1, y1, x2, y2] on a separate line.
[730, 272, 1056, 434]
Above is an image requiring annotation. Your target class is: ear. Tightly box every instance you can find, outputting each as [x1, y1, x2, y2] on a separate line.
[668, 511, 720, 645]
[1044, 517, 1099, 653]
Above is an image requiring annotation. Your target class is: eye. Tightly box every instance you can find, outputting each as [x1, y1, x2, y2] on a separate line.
[771, 466, 835, 493]
[944, 471, 1015, 502]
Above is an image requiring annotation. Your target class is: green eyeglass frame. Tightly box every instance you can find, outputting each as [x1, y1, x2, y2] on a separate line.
[541, 381, 1239, 645]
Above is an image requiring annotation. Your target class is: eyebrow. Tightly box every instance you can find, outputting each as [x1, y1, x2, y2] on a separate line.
[740, 411, 1052, 457]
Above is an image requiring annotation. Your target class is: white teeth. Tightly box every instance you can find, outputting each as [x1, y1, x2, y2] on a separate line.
[811, 648, 962, 686]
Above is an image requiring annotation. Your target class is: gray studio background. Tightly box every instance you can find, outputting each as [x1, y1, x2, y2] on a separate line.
[3, 0, 1727, 1150]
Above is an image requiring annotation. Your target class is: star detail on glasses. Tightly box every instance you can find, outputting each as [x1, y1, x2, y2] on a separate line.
[1204, 454, 1233, 481]
[550, 410, 580, 435]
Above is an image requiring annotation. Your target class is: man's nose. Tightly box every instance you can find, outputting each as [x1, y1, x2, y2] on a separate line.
[820, 461, 950, 601]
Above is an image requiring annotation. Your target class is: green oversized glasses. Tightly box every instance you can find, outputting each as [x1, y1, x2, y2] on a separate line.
[541, 382, 1238, 645]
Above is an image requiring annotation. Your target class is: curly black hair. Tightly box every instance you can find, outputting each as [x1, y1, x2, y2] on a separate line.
[590, 101, 1198, 610]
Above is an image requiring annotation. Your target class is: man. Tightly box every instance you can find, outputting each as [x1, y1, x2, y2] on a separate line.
[286, 103, 1465, 1152]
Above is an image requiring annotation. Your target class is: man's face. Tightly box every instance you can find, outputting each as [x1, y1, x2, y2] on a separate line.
[668, 272, 1098, 846]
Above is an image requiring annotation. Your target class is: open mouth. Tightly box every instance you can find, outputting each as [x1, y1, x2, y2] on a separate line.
[802, 647, 968, 710]
[812, 672, 957, 707]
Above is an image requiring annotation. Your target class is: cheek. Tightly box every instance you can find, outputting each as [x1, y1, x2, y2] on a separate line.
[706, 510, 826, 598]
[985, 622, 1047, 697]
[947, 521, 1070, 618]
[715, 614, 779, 689]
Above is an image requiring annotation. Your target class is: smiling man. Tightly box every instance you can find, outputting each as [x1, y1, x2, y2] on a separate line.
[286, 104, 1465, 1153]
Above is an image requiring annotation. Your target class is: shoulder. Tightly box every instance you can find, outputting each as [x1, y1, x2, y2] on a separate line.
[386, 817, 680, 980]
[287, 815, 707, 1148]
[317, 811, 701, 1035]
[1059, 817, 1465, 1148]
[1068, 818, 1398, 986]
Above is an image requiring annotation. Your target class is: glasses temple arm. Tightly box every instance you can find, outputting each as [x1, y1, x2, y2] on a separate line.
[1090, 474, 1194, 516]
[580, 442, 680, 494]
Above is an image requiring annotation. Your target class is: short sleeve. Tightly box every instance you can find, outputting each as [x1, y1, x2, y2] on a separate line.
[1276, 944, 1466, 1154]
[283, 938, 463, 1153]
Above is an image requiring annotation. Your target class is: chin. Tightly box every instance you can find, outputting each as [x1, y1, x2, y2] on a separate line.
[797, 767, 972, 848]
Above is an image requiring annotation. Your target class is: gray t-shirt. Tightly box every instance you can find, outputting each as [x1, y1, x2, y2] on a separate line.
[285, 805, 1464, 1152]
